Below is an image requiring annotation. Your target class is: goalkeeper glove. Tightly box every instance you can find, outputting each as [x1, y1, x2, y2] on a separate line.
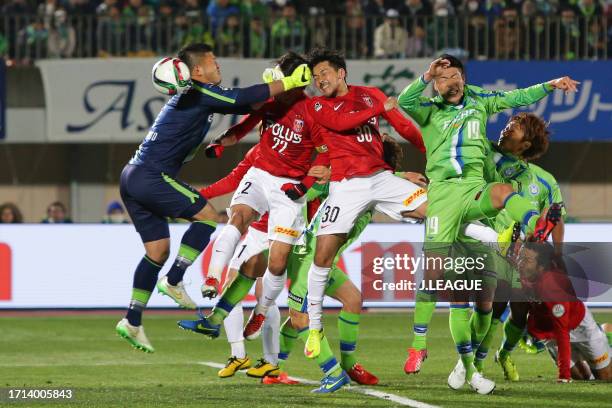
[281, 64, 311, 91]
[205, 143, 224, 158]
[263, 65, 284, 84]
[281, 182, 307, 201]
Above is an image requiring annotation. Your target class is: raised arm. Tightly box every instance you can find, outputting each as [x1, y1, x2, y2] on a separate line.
[307, 98, 386, 132]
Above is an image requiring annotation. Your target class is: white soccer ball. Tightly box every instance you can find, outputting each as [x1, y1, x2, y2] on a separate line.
[151, 57, 192, 95]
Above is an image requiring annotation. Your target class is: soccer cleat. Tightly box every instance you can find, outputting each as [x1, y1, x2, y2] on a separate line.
[243, 310, 266, 340]
[311, 370, 350, 394]
[495, 351, 520, 381]
[201, 277, 220, 299]
[177, 311, 221, 338]
[218, 356, 252, 378]
[115, 318, 155, 353]
[157, 276, 197, 309]
[447, 359, 466, 390]
[346, 363, 379, 385]
[262, 372, 299, 385]
[404, 348, 428, 374]
[530, 203, 562, 242]
[468, 371, 496, 395]
[304, 329, 323, 359]
[246, 358, 280, 378]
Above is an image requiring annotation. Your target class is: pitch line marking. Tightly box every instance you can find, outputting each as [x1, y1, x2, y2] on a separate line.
[198, 361, 440, 408]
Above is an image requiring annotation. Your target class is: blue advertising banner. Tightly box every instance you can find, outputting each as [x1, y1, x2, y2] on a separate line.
[467, 61, 612, 142]
[0, 60, 5, 140]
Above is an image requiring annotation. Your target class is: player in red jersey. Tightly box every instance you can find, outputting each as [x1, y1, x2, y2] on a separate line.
[302, 47, 428, 359]
[517, 242, 611, 382]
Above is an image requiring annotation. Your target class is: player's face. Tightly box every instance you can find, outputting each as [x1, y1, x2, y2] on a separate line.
[313, 62, 345, 97]
[499, 119, 530, 157]
[434, 67, 464, 105]
[517, 248, 539, 281]
[195, 52, 222, 85]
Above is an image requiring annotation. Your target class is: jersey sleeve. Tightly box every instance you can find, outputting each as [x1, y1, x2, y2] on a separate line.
[193, 83, 270, 113]
[534, 165, 567, 218]
[547, 301, 572, 380]
[308, 98, 385, 132]
[225, 110, 265, 141]
[477, 83, 554, 115]
[397, 76, 434, 127]
[200, 154, 254, 198]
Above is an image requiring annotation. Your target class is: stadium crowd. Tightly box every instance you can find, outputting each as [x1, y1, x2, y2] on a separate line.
[0, 0, 609, 62]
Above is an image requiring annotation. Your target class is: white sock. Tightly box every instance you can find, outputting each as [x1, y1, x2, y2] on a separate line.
[208, 224, 242, 281]
[224, 301, 245, 358]
[262, 303, 280, 365]
[463, 222, 501, 251]
[307, 264, 330, 330]
[255, 270, 286, 315]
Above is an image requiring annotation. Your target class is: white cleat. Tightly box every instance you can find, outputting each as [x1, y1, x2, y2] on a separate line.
[447, 359, 467, 390]
[115, 318, 155, 353]
[156, 276, 197, 309]
[468, 371, 496, 395]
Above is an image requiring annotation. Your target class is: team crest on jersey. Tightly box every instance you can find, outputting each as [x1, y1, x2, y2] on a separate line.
[529, 183, 539, 195]
[293, 116, 304, 132]
[314, 102, 322, 111]
[362, 95, 373, 107]
[503, 167, 515, 178]
[552, 304, 565, 318]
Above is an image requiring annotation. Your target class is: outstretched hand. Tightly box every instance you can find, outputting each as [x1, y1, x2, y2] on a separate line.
[547, 76, 580, 94]
[423, 58, 451, 82]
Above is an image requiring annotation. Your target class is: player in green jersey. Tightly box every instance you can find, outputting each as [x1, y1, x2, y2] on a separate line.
[398, 56, 577, 394]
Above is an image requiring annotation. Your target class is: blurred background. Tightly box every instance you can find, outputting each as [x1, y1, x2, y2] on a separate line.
[0, 0, 611, 224]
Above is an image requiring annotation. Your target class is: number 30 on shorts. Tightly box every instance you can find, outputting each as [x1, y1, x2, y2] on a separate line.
[426, 216, 439, 235]
[322, 205, 340, 223]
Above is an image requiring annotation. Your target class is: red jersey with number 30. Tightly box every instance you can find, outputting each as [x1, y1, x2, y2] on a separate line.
[308, 85, 424, 181]
[233, 95, 328, 180]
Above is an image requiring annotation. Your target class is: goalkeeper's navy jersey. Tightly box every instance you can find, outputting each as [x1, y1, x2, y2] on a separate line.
[129, 79, 268, 176]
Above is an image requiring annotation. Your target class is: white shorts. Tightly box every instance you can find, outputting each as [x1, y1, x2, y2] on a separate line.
[228, 227, 269, 271]
[317, 170, 427, 236]
[545, 309, 611, 370]
[230, 167, 306, 245]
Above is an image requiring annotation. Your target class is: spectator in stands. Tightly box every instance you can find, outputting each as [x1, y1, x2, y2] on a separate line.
[576, 0, 603, 19]
[405, 25, 431, 57]
[207, 0, 240, 36]
[363, 0, 386, 57]
[240, 0, 271, 24]
[461, 0, 487, 58]
[217, 13, 241, 57]
[98, 5, 124, 56]
[0, 202, 23, 224]
[2, 0, 34, 15]
[96, 0, 117, 17]
[180, 0, 204, 20]
[247, 17, 267, 57]
[460, 0, 485, 15]
[586, 18, 607, 59]
[428, 0, 459, 52]
[345, 15, 369, 59]
[38, 0, 60, 29]
[363, 0, 387, 16]
[102, 201, 129, 224]
[42, 201, 72, 224]
[64, 0, 95, 15]
[271, 4, 305, 57]
[529, 14, 548, 59]
[306, 7, 329, 50]
[534, 0, 560, 16]
[494, 7, 521, 58]
[398, 0, 433, 19]
[0, 34, 7, 58]
[121, 0, 155, 55]
[153, 1, 176, 54]
[521, 0, 538, 18]
[484, 0, 506, 20]
[432, 0, 455, 16]
[560, 7, 581, 59]
[374, 9, 407, 58]
[17, 18, 48, 62]
[48, 9, 76, 58]
[175, 12, 215, 49]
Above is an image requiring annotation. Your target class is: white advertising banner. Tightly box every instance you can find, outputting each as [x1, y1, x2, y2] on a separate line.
[0, 223, 611, 308]
[37, 58, 430, 143]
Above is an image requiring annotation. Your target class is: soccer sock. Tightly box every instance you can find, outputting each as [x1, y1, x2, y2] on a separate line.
[307, 264, 331, 330]
[606, 331, 612, 347]
[298, 327, 342, 377]
[254, 270, 285, 316]
[224, 301, 245, 358]
[449, 305, 476, 380]
[499, 319, 525, 358]
[338, 310, 360, 371]
[208, 224, 242, 281]
[126, 255, 163, 326]
[209, 273, 256, 325]
[166, 221, 216, 285]
[470, 306, 492, 352]
[411, 290, 437, 350]
[503, 193, 540, 234]
[475, 318, 500, 363]
[279, 318, 298, 369]
[263, 303, 281, 365]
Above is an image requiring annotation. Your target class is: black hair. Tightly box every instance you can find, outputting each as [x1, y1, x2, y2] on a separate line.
[177, 43, 213, 70]
[523, 241, 555, 270]
[439, 53, 465, 78]
[307, 46, 347, 73]
[382, 136, 403, 171]
[276, 51, 308, 77]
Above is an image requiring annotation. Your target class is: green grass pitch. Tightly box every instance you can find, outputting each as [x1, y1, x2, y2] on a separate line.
[1, 311, 610, 407]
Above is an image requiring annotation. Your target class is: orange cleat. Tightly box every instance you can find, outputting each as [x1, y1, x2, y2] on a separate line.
[346, 363, 379, 385]
[262, 372, 300, 385]
[404, 348, 428, 374]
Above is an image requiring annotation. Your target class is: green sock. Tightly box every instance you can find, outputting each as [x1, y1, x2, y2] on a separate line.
[504, 193, 540, 234]
[209, 273, 256, 325]
[449, 306, 476, 379]
[298, 328, 342, 377]
[475, 318, 500, 364]
[338, 310, 360, 370]
[278, 317, 297, 369]
[470, 307, 493, 351]
[499, 319, 525, 358]
[606, 331, 612, 348]
[411, 290, 437, 350]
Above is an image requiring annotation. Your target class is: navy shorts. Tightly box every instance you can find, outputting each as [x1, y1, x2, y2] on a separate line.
[120, 164, 207, 242]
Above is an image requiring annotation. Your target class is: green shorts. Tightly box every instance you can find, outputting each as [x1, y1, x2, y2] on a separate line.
[425, 178, 501, 253]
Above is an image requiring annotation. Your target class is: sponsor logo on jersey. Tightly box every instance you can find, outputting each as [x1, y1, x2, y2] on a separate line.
[264, 120, 303, 143]
[314, 102, 322, 111]
[529, 183, 540, 195]
[552, 303, 565, 318]
[273, 226, 299, 238]
[442, 109, 477, 130]
[593, 352, 609, 365]
[316, 144, 328, 153]
[362, 95, 373, 107]
[333, 102, 344, 111]
[403, 188, 426, 207]
[293, 116, 304, 132]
